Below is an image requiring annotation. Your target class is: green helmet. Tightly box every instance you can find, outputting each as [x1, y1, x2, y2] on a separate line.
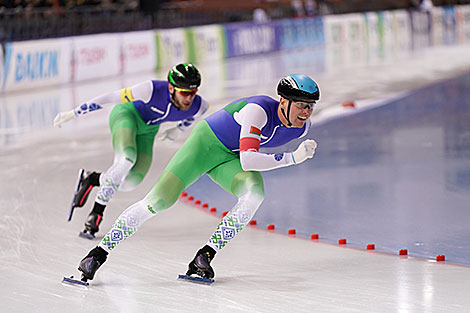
[167, 63, 201, 90]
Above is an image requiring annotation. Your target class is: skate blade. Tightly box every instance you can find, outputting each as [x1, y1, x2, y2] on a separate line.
[62, 276, 89, 288]
[79, 231, 95, 240]
[178, 274, 214, 285]
[68, 169, 85, 222]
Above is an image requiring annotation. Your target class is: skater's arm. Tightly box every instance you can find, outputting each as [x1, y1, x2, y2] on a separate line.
[76, 80, 153, 116]
[177, 98, 209, 130]
[238, 104, 316, 171]
[54, 81, 153, 128]
[158, 98, 209, 141]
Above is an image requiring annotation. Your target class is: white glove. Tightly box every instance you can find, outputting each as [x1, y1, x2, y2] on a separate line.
[53, 110, 77, 128]
[292, 139, 317, 165]
[158, 126, 184, 141]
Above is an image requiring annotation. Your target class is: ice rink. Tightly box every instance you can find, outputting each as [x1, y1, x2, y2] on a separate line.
[1, 42, 470, 312]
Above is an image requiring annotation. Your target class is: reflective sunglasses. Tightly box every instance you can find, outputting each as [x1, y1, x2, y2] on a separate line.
[175, 87, 198, 97]
[293, 101, 316, 110]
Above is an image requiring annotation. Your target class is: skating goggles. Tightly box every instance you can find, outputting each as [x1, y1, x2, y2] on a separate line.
[174, 87, 198, 97]
[292, 100, 316, 110]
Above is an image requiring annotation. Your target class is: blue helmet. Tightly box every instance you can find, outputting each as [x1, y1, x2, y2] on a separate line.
[277, 74, 320, 103]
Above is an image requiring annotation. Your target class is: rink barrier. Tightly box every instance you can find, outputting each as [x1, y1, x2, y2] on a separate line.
[177, 191, 470, 267]
[2, 5, 470, 94]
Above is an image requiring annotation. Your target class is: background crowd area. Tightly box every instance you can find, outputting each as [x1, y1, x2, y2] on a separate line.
[1, 0, 470, 42]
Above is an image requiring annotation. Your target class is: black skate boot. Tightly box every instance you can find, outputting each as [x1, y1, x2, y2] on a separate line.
[78, 246, 108, 282]
[186, 245, 216, 279]
[73, 170, 100, 208]
[79, 211, 103, 239]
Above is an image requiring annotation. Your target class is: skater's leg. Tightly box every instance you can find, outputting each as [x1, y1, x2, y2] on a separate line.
[98, 121, 234, 252]
[206, 160, 265, 251]
[83, 103, 158, 235]
[98, 170, 185, 251]
[79, 121, 237, 279]
[186, 159, 264, 278]
[119, 127, 158, 191]
[94, 103, 141, 207]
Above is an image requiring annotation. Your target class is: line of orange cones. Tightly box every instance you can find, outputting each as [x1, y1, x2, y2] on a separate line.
[180, 191, 446, 262]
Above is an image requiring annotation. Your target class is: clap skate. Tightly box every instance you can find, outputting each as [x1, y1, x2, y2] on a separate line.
[67, 169, 96, 221]
[178, 247, 215, 284]
[79, 212, 103, 239]
[62, 247, 108, 287]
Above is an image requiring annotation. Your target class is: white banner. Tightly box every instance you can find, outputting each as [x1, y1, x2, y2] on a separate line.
[190, 25, 225, 64]
[456, 5, 470, 43]
[71, 34, 121, 82]
[0, 46, 3, 93]
[343, 13, 367, 44]
[323, 15, 347, 45]
[2, 38, 72, 92]
[156, 28, 189, 69]
[431, 7, 445, 46]
[382, 10, 412, 53]
[121, 30, 157, 74]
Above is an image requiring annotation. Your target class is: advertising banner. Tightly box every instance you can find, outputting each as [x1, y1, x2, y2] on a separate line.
[0, 45, 3, 92]
[323, 15, 347, 45]
[364, 12, 380, 49]
[155, 28, 189, 69]
[187, 25, 225, 64]
[389, 10, 412, 52]
[456, 5, 470, 43]
[224, 22, 280, 58]
[278, 17, 324, 50]
[2, 38, 72, 92]
[121, 30, 157, 74]
[343, 13, 366, 44]
[431, 7, 445, 45]
[410, 10, 432, 49]
[442, 6, 457, 45]
[71, 34, 121, 82]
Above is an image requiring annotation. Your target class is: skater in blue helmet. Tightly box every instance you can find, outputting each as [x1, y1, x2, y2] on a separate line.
[71, 74, 320, 284]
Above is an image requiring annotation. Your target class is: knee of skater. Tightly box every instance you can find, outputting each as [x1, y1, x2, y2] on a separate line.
[119, 173, 143, 192]
[142, 197, 170, 213]
[122, 147, 137, 163]
[119, 180, 138, 192]
[241, 190, 264, 208]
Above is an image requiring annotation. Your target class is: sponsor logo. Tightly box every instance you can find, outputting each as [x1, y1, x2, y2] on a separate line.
[79, 47, 106, 65]
[15, 50, 59, 82]
[147, 204, 156, 214]
[125, 43, 150, 58]
[233, 26, 275, 55]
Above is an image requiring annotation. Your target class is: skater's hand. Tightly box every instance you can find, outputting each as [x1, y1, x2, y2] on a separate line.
[158, 126, 184, 141]
[292, 139, 317, 165]
[53, 110, 77, 128]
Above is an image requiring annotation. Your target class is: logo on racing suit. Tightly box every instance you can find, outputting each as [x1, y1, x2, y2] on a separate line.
[274, 153, 284, 161]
